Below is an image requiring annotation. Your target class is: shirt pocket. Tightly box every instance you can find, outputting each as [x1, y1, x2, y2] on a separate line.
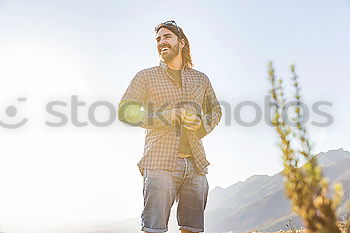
[189, 82, 206, 103]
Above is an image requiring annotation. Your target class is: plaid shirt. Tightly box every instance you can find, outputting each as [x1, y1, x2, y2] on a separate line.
[118, 61, 222, 176]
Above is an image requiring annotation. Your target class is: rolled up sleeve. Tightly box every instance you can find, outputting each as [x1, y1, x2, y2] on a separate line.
[195, 75, 222, 139]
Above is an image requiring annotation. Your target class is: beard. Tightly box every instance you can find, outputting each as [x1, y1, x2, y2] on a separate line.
[159, 42, 180, 62]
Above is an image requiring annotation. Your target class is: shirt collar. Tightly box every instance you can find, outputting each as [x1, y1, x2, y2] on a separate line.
[159, 60, 187, 72]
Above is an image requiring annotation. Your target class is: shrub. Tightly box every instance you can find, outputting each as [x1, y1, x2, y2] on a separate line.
[267, 62, 348, 233]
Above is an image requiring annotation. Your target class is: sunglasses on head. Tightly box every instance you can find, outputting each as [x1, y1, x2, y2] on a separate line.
[154, 20, 180, 33]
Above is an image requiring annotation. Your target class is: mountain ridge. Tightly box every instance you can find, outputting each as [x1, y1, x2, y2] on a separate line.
[205, 148, 350, 233]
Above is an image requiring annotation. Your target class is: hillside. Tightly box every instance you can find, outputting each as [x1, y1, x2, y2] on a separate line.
[205, 148, 350, 233]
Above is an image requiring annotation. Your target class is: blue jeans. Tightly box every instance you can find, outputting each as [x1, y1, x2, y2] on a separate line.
[141, 156, 209, 233]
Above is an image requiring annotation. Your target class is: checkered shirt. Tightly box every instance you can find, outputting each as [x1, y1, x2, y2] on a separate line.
[118, 61, 222, 176]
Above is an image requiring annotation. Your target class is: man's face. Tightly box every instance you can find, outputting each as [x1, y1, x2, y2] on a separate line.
[155, 27, 182, 62]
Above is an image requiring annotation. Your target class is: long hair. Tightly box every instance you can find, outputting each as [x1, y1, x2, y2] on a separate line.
[155, 24, 193, 69]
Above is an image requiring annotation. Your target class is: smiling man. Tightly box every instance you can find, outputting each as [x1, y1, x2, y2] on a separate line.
[118, 20, 222, 233]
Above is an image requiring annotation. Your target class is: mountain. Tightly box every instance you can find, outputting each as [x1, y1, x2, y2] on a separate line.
[205, 148, 350, 233]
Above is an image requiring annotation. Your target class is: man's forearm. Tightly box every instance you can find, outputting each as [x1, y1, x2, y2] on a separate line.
[118, 100, 173, 129]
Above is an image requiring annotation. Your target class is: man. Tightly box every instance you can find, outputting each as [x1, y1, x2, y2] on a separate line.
[118, 20, 222, 233]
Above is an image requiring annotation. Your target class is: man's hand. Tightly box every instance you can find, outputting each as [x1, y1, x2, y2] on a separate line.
[183, 114, 202, 131]
[170, 108, 186, 124]
[161, 108, 186, 126]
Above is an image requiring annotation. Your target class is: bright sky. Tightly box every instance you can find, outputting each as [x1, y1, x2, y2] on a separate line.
[0, 0, 350, 232]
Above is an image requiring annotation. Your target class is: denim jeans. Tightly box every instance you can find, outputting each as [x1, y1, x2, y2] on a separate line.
[141, 156, 209, 233]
